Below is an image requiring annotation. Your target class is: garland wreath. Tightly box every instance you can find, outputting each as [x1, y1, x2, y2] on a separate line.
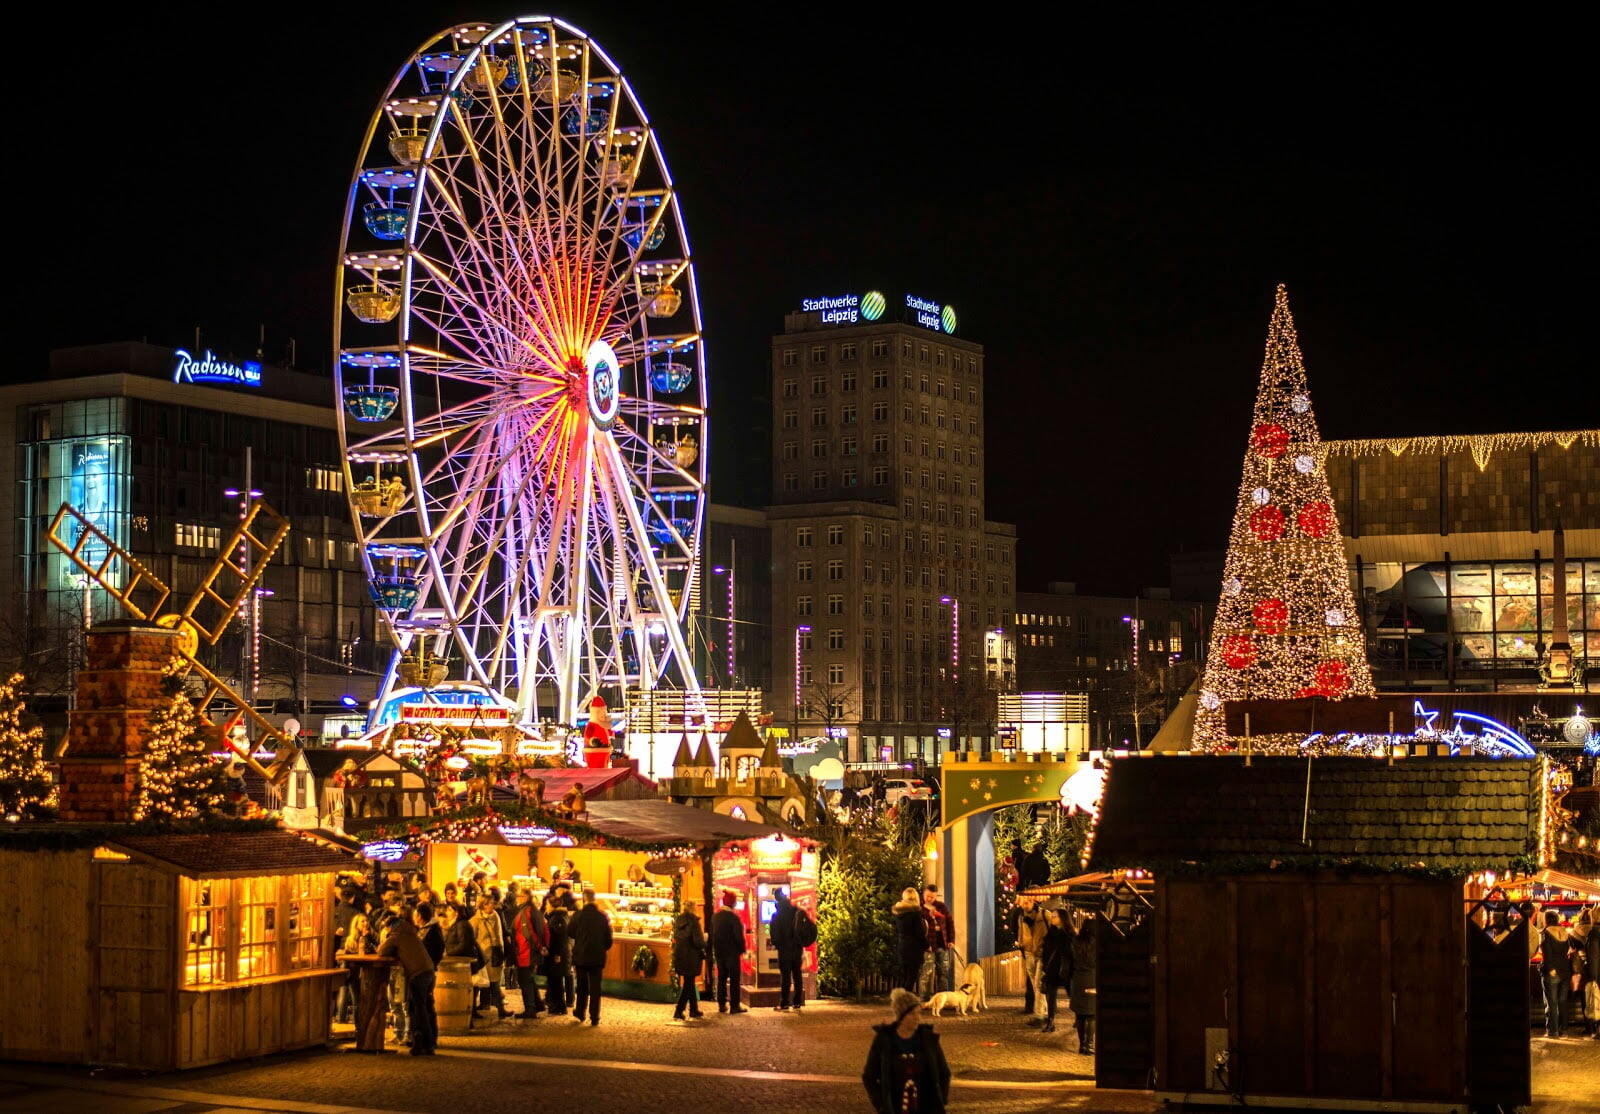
[631, 945, 659, 977]
[363, 801, 704, 859]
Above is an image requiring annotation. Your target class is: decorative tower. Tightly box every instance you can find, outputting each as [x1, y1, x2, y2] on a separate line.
[57, 621, 185, 821]
[1193, 286, 1373, 752]
[1541, 514, 1576, 688]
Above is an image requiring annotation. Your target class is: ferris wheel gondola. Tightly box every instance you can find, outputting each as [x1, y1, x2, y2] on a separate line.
[333, 17, 707, 730]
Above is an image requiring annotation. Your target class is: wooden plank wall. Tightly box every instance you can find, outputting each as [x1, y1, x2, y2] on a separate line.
[92, 860, 176, 1068]
[1095, 917, 1154, 1090]
[175, 973, 337, 1069]
[0, 850, 92, 1063]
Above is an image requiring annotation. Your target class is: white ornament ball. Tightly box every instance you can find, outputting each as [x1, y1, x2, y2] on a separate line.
[1325, 608, 1345, 626]
[1223, 577, 1242, 597]
[1290, 393, 1311, 414]
[1251, 487, 1271, 505]
[1563, 714, 1593, 747]
[1295, 454, 1315, 473]
[1200, 690, 1221, 711]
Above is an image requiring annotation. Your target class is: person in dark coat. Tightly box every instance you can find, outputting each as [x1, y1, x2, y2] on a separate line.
[439, 903, 482, 1024]
[768, 889, 808, 1009]
[415, 903, 445, 965]
[893, 887, 929, 993]
[671, 901, 707, 1021]
[1069, 910, 1098, 1053]
[711, 890, 747, 1013]
[378, 916, 437, 1055]
[862, 987, 952, 1114]
[542, 896, 570, 1015]
[1038, 908, 1074, 1035]
[550, 881, 579, 1008]
[568, 888, 612, 1026]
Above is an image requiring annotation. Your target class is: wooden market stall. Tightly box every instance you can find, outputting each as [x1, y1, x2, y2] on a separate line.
[1085, 755, 1546, 1111]
[403, 798, 814, 1001]
[0, 827, 353, 1070]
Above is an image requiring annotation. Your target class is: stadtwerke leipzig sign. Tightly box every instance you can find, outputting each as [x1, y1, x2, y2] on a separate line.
[799, 290, 956, 334]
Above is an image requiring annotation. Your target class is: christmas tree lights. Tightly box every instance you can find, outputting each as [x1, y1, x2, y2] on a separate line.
[134, 675, 226, 822]
[0, 672, 50, 820]
[1193, 285, 1374, 753]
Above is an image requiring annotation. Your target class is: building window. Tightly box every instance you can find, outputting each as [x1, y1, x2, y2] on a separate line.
[827, 664, 846, 685]
[872, 433, 889, 453]
[828, 594, 844, 615]
[305, 467, 342, 492]
[782, 473, 799, 492]
[796, 527, 813, 547]
[827, 524, 844, 545]
[936, 350, 947, 368]
[827, 559, 844, 580]
[919, 406, 930, 425]
[811, 407, 827, 428]
[840, 344, 858, 362]
[782, 349, 798, 366]
[799, 665, 813, 685]
[841, 371, 857, 391]
[872, 402, 890, 422]
[920, 374, 930, 393]
[799, 629, 813, 651]
[901, 340, 912, 357]
[175, 523, 222, 549]
[235, 876, 280, 980]
[796, 595, 813, 616]
[871, 368, 889, 389]
[811, 439, 828, 459]
[796, 561, 813, 581]
[183, 880, 229, 986]
[782, 379, 798, 398]
[781, 442, 799, 461]
[872, 466, 889, 485]
[828, 628, 845, 650]
[782, 411, 797, 429]
[842, 405, 857, 424]
[841, 437, 857, 456]
[811, 376, 827, 396]
[919, 345, 929, 362]
[810, 346, 827, 364]
[872, 338, 889, 358]
[811, 471, 828, 490]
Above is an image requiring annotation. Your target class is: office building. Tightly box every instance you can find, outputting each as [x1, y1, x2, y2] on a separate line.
[0, 342, 380, 721]
[769, 291, 1016, 762]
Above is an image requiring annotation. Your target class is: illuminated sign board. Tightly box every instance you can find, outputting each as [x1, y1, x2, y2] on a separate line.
[399, 703, 511, 727]
[799, 291, 954, 333]
[497, 825, 559, 845]
[172, 348, 262, 388]
[800, 294, 861, 324]
[906, 294, 957, 334]
[361, 839, 410, 862]
[585, 338, 620, 428]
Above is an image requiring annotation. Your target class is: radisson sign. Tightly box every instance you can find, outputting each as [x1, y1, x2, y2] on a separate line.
[172, 348, 263, 388]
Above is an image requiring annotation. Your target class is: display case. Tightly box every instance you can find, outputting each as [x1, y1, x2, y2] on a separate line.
[602, 879, 676, 939]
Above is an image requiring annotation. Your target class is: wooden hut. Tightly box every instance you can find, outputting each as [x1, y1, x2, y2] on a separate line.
[1086, 755, 1545, 1111]
[0, 828, 352, 1070]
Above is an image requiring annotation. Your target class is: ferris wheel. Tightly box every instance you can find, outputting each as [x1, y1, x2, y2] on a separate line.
[333, 16, 706, 730]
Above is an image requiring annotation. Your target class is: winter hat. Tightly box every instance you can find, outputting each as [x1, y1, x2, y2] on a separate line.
[890, 987, 920, 1022]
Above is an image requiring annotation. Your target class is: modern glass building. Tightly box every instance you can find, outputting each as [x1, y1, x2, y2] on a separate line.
[1, 342, 380, 714]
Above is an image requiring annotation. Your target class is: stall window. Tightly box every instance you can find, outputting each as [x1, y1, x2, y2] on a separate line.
[286, 873, 328, 970]
[184, 880, 230, 987]
[236, 875, 281, 979]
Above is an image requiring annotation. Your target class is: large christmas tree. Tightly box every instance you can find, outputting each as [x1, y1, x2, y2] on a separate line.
[135, 676, 226, 822]
[1193, 285, 1373, 752]
[0, 671, 50, 819]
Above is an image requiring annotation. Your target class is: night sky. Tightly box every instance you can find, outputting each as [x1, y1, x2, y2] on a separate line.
[25, 6, 1589, 596]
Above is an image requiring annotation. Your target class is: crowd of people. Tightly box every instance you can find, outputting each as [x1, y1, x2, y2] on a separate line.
[1519, 901, 1600, 1040]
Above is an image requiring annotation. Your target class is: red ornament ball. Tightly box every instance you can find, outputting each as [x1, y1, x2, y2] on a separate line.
[1249, 505, 1286, 542]
[1251, 423, 1290, 458]
[1297, 500, 1335, 538]
[1252, 598, 1289, 635]
[1221, 635, 1257, 670]
[1313, 660, 1351, 696]
[1295, 685, 1325, 699]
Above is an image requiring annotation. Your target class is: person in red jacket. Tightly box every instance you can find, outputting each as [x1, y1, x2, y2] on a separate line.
[512, 890, 548, 1019]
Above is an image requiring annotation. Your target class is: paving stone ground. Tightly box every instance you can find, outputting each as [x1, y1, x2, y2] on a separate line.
[1, 993, 1595, 1114]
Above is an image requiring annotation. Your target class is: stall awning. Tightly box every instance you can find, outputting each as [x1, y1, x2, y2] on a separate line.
[1020, 871, 1154, 899]
[1499, 868, 1600, 900]
[109, 830, 356, 877]
[583, 799, 791, 846]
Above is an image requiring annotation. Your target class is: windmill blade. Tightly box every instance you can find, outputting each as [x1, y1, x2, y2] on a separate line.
[183, 654, 283, 777]
[46, 504, 171, 619]
[181, 501, 292, 644]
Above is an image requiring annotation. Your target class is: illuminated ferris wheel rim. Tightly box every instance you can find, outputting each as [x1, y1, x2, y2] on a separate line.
[332, 15, 708, 728]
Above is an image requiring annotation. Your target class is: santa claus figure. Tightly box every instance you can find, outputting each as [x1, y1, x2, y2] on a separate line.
[581, 695, 613, 769]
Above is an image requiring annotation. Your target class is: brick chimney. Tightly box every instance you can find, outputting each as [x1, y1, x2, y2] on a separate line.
[57, 621, 183, 822]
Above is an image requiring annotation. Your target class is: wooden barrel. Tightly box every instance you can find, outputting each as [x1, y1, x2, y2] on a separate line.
[434, 957, 475, 1035]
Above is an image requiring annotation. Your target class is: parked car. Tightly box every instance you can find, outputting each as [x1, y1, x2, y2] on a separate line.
[882, 778, 932, 806]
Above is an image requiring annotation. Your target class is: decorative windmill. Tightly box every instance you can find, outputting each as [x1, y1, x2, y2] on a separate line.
[47, 501, 292, 776]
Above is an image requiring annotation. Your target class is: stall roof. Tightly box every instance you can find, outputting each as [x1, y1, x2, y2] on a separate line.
[1088, 756, 1543, 875]
[583, 799, 792, 845]
[1020, 871, 1154, 898]
[492, 766, 657, 802]
[1500, 868, 1600, 900]
[110, 830, 356, 876]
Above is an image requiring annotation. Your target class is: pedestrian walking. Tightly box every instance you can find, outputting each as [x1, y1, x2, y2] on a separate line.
[893, 887, 928, 993]
[550, 880, 579, 1007]
[922, 884, 955, 994]
[569, 887, 612, 1026]
[512, 889, 548, 1019]
[1013, 896, 1048, 1025]
[378, 911, 438, 1055]
[471, 896, 511, 1019]
[1038, 908, 1074, 1035]
[671, 900, 707, 1021]
[711, 890, 747, 1013]
[542, 895, 571, 1016]
[861, 987, 952, 1114]
[1069, 909, 1098, 1054]
[1539, 909, 1573, 1038]
[769, 888, 813, 1010]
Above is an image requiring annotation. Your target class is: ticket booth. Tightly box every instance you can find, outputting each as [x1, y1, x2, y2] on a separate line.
[713, 834, 819, 1006]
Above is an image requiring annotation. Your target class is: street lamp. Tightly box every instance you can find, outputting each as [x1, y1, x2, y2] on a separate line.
[939, 596, 958, 752]
[1122, 611, 1141, 748]
[225, 447, 265, 715]
[712, 547, 736, 685]
[794, 624, 811, 751]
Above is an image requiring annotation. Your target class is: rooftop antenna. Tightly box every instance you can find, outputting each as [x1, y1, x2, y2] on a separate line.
[193, 325, 201, 351]
[256, 324, 265, 358]
[287, 337, 297, 368]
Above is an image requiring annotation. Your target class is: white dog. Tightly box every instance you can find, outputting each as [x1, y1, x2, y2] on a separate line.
[926, 984, 978, 1018]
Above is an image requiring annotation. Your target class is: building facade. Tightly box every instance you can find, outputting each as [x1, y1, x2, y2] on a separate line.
[1323, 430, 1598, 691]
[696, 502, 773, 696]
[1013, 583, 1207, 747]
[0, 342, 381, 718]
[768, 292, 1016, 762]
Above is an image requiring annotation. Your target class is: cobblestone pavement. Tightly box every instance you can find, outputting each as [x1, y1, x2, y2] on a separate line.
[2, 994, 1595, 1114]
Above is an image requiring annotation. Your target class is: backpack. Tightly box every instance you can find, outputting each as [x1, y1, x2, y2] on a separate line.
[794, 907, 817, 948]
